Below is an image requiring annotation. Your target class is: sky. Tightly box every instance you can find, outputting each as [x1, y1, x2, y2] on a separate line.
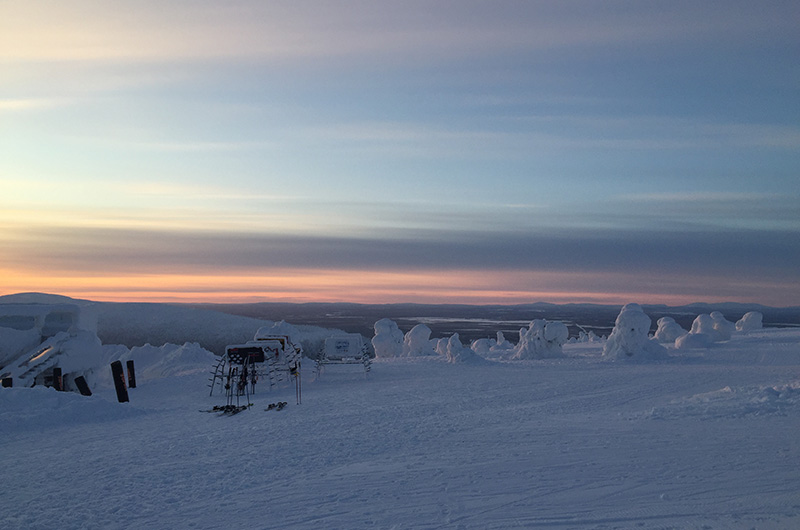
[1, 0, 799, 306]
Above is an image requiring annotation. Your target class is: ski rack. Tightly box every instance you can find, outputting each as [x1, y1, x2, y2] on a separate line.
[209, 335, 302, 396]
[315, 344, 371, 378]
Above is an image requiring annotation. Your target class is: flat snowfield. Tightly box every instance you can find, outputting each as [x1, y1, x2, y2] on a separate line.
[2, 329, 799, 529]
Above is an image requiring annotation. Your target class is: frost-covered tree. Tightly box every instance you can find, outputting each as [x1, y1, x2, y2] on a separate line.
[654, 317, 687, 343]
[445, 333, 485, 363]
[710, 312, 735, 341]
[736, 311, 763, 332]
[402, 324, 437, 356]
[512, 319, 568, 359]
[603, 303, 666, 360]
[372, 318, 404, 358]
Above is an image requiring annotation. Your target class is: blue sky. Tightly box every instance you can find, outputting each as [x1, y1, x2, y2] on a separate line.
[1, 1, 799, 304]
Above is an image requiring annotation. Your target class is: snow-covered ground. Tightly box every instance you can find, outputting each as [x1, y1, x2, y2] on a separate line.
[2, 313, 800, 529]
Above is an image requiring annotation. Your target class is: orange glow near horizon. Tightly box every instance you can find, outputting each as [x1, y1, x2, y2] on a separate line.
[0, 267, 782, 306]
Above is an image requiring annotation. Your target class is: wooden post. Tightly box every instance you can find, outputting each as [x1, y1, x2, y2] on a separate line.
[74, 375, 92, 396]
[110, 361, 129, 403]
[52, 367, 63, 391]
[126, 360, 136, 389]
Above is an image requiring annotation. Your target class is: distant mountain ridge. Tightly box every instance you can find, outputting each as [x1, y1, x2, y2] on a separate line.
[3, 293, 799, 346]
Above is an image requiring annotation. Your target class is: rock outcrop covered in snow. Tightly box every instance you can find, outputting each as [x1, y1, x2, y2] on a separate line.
[603, 304, 667, 360]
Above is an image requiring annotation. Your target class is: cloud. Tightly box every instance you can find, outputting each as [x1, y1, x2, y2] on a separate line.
[3, 1, 795, 64]
[0, 98, 65, 112]
[3, 223, 797, 284]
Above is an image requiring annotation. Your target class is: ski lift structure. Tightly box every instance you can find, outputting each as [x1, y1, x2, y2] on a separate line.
[315, 333, 371, 377]
[209, 332, 302, 403]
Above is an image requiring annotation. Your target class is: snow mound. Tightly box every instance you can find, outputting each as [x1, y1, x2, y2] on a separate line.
[445, 333, 487, 364]
[512, 319, 568, 359]
[710, 311, 735, 341]
[736, 311, 764, 332]
[472, 331, 515, 359]
[402, 324, 437, 356]
[118, 342, 218, 382]
[255, 320, 301, 342]
[654, 316, 687, 343]
[647, 381, 800, 420]
[603, 303, 667, 360]
[675, 312, 736, 349]
[675, 332, 714, 349]
[0, 386, 146, 432]
[372, 318, 404, 358]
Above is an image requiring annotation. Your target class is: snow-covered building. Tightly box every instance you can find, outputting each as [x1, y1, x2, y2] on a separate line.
[0, 303, 104, 390]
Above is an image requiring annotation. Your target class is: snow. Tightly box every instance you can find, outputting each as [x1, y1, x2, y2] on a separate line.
[402, 323, 437, 356]
[371, 318, 404, 358]
[653, 316, 687, 343]
[603, 303, 667, 360]
[737, 310, 764, 332]
[512, 319, 568, 359]
[444, 332, 487, 364]
[2, 299, 800, 529]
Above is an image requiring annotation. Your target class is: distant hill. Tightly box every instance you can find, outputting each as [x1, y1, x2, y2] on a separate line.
[3, 294, 799, 346]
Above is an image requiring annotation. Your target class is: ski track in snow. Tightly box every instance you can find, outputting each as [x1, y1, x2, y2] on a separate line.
[2, 330, 800, 529]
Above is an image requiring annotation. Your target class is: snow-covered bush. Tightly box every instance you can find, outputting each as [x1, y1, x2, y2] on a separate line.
[575, 330, 600, 343]
[471, 332, 516, 359]
[675, 332, 713, 349]
[736, 311, 763, 332]
[688, 314, 723, 343]
[494, 331, 513, 349]
[710, 312, 735, 341]
[372, 318, 404, 358]
[654, 317, 687, 343]
[444, 333, 485, 363]
[674, 312, 735, 349]
[684, 313, 733, 344]
[402, 324, 437, 356]
[512, 319, 568, 359]
[470, 337, 492, 356]
[603, 303, 666, 360]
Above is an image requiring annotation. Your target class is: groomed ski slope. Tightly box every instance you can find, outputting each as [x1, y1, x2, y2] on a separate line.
[2, 329, 799, 529]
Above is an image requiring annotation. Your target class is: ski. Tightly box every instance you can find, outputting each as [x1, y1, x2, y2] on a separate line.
[265, 401, 288, 411]
[199, 404, 251, 415]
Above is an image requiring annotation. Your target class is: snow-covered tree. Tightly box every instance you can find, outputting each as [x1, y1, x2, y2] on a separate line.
[654, 316, 687, 343]
[372, 318, 404, 358]
[736, 311, 763, 332]
[512, 319, 568, 359]
[710, 312, 735, 341]
[445, 333, 485, 363]
[603, 303, 666, 360]
[402, 324, 437, 356]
